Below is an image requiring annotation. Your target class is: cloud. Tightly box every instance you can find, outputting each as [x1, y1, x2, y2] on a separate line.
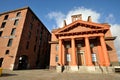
[105, 14, 115, 24]
[65, 7, 100, 25]
[47, 11, 65, 28]
[47, 7, 100, 28]
[110, 24, 120, 61]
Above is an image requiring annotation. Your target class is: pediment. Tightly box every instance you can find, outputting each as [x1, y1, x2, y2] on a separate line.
[55, 20, 109, 34]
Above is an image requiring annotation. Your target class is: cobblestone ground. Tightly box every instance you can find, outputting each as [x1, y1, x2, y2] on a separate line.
[0, 69, 120, 80]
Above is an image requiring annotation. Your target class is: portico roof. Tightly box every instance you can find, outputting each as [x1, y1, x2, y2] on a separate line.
[54, 20, 110, 36]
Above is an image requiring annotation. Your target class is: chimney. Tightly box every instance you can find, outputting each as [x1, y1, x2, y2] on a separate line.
[71, 14, 82, 22]
[63, 20, 67, 27]
[87, 16, 92, 22]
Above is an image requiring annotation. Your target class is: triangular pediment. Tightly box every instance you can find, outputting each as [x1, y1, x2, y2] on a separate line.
[62, 25, 98, 33]
[55, 20, 109, 34]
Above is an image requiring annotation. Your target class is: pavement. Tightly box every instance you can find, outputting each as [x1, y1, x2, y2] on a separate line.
[0, 69, 120, 80]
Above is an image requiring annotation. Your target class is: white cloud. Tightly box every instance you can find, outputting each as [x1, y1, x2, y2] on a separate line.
[105, 14, 115, 23]
[47, 11, 65, 28]
[47, 7, 100, 28]
[65, 7, 100, 25]
[110, 24, 120, 61]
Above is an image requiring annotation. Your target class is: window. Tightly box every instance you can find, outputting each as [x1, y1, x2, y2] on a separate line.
[55, 55, 58, 62]
[7, 39, 13, 47]
[14, 19, 19, 26]
[16, 12, 21, 17]
[40, 32, 42, 40]
[4, 15, 9, 20]
[11, 28, 16, 35]
[36, 36, 37, 42]
[30, 23, 33, 30]
[77, 44, 82, 48]
[0, 31, 3, 37]
[28, 32, 31, 39]
[90, 43, 94, 48]
[5, 50, 10, 54]
[66, 44, 70, 48]
[26, 41, 29, 49]
[56, 44, 59, 51]
[1, 22, 6, 28]
[32, 16, 35, 22]
[0, 58, 3, 67]
[34, 45, 36, 52]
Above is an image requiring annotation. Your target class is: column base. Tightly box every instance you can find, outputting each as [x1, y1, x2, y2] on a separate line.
[87, 63, 94, 66]
[56, 66, 62, 72]
[70, 66, 78, 71]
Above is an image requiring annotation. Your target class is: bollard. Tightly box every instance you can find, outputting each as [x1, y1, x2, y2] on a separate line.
[0, 68, 2, 76]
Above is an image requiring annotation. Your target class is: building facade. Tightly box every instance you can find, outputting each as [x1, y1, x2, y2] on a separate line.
[50, 14, 119, 71]
[0, 7, 51, 70]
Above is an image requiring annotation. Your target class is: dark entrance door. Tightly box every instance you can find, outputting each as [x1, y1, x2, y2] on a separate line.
[18, 55, 28, 70]
[0, 58, 3, 67]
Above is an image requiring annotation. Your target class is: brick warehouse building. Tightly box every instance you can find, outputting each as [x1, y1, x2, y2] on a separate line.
[0, 7, 51, 70]
[49, 14, 119, 72]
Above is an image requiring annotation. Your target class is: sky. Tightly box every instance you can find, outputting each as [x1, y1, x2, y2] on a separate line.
[0, 0, 120, 61]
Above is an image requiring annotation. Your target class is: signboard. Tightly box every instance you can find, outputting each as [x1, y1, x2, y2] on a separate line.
[67, 54, 71, 62]
[92, 54, 97, 62]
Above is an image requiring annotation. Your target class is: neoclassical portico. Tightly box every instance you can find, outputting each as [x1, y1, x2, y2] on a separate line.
[49, 14, 118, 71]
[57, 33, 110, 67]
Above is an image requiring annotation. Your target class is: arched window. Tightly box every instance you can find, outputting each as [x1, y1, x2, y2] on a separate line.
[16, 12, 21, 17]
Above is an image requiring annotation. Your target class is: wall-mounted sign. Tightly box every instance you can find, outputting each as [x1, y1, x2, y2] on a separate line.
[92, 53, 97, 62]
[67, 54, 71, 62]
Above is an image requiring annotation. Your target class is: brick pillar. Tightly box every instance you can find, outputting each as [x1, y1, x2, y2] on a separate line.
[85, 37, 93, 66]
[58, 39, 62, 65]
[100, 36, 110, 66]
[71, 38, 77, 66]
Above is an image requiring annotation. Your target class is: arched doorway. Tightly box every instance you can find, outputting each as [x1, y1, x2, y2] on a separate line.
[18, 55, 28, 70]
[0, 58, 3, 67]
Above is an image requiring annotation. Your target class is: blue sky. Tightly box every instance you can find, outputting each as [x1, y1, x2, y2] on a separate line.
[0, 0, 120, 61]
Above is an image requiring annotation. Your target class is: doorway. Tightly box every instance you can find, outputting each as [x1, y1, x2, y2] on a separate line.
[18, 55, 28, 70]
[0, 58, 3, 67]
[77, 50, 85, 66]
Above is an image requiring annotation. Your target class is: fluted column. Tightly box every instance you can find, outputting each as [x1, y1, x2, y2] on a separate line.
[85, 37, 93, 66]
[58, 39, 62, 65]
[71, 38, 77, 66]
[100, 36, 110, 66]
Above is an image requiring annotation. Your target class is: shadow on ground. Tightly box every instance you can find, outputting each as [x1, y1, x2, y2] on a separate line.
[1, 73, 17, 77]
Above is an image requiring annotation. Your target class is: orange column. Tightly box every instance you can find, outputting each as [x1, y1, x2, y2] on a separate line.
[58, 39, 62, 65]
[62, 42, 65, 65]
[100, 36, 110, 66]
[85, 37, 93, 66]
[97, 42, 105, 66]
[71, 38, 77, 66]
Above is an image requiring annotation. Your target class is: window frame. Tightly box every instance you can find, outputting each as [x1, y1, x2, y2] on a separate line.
[11, 28, 16, 35]
[4, 15, 9, 20]
[1, 22, 6, 28]
[16, 12, 21, 17]
[14, 19, 19, 26]
[7, 39, 13, 47]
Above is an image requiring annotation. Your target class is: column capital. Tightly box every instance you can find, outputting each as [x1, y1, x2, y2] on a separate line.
[59, 39, 62, 41]
[85, 36, 90, 39]
[71, 37, 75, 40]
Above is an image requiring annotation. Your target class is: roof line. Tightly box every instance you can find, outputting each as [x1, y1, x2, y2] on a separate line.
[0, 6, 29, 15]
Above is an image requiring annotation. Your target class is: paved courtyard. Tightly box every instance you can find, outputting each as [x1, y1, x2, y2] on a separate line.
[0, 69, 120, 80]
